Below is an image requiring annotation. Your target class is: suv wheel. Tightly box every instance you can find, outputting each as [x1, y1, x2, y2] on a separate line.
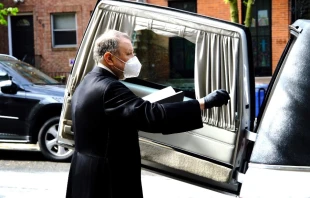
[38, 116, 73, 161]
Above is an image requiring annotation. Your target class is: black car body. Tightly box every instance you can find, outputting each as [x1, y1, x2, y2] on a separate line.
[57, 0, 310, 197]
[0, 54, 73, 161]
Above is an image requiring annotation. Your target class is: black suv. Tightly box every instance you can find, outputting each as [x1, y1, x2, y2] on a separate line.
[0, 54, 73, 161]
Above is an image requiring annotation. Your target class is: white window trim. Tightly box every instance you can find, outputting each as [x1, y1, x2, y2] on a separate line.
[51, 13, 77, 48]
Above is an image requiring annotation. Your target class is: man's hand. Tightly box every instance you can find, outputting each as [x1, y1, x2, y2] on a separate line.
[204, 89, 230, 109]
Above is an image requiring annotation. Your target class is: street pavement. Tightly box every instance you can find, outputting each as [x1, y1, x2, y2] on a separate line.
[0, 144, 234, 198]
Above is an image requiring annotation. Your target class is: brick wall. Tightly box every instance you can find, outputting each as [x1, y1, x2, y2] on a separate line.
[197, 0, 230, 21]
[0, 0, 290, 75]
[271, 0, 290, 73]
[0, 25, 8, 54]
[147, 0, 168, 7]
[0, 0, 13, 55]
[0, 0, 97, 74]
[149, 0, 232, 21]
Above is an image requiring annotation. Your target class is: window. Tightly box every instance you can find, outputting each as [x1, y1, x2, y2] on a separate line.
[291, 0, 310, 21]
[51, 13, 77, 47]
[243, 0, 272, 76]
[132, 30, 196, 98]
[168, 0, 196, 90]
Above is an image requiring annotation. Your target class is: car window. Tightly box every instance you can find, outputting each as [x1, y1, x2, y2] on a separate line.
[69, 3, 240, 131]
[132, 30, 195, 98]
[1, 61, 60, 85]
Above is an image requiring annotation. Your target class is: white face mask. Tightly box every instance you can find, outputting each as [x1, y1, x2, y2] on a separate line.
[112, 55, 142, 80]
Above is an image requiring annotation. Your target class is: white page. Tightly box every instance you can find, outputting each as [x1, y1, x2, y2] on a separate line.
[142, 86, 176, 103]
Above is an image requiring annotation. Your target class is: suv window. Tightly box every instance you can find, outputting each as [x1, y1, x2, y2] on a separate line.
[2, 61, 60, 85]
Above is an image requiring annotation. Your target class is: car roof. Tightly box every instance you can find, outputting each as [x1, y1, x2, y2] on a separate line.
[0, 54, 19, 61]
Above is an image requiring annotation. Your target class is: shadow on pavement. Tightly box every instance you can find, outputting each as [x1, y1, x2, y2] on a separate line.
[0, 149, 71, 163]
[0, 149, 46, 161]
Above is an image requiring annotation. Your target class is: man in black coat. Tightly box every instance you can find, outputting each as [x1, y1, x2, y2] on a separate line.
[66, 30, 230, 198]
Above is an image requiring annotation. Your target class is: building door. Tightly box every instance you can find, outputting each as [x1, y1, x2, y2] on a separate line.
[10, 15, 35, 65]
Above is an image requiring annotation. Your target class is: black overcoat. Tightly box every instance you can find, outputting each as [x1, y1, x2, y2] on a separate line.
[66, 66, 203, 198]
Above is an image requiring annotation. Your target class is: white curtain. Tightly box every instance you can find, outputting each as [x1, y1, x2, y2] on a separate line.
[195, 31, 238, 131]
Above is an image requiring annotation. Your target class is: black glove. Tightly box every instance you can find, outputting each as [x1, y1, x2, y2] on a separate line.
[204, 89, 230, 109]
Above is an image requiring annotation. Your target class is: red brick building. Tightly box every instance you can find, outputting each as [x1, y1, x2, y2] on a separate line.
[0, 0, 308, 80]
[0, 0, 96, 79]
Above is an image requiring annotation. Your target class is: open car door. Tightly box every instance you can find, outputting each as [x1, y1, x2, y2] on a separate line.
[57, 0, 255, 195]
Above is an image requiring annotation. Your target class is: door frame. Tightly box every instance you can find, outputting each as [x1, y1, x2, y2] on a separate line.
[8, 13, 34, 57]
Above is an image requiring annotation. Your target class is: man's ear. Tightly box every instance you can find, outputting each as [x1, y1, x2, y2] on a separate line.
[103, 52, 113, 66]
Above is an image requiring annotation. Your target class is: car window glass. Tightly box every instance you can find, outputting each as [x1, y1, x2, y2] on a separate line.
[133, 30, 195, 98]
[258, 36, 296, 122]
[2, 61, 60, 85]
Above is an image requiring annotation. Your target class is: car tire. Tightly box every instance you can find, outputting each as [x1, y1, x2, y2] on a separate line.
[38, 116, 73, 161]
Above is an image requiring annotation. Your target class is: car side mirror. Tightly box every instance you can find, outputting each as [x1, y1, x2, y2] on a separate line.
[1, 81, 18, 94]
[0, 70, 17, 94]
[0, 79, 12, 88]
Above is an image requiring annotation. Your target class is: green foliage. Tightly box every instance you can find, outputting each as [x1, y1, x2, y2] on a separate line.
[223, 0, 254, 27]
[244, 0, 254, 27]
[0, 3, 19, 26]
[223, 0, 239, 23]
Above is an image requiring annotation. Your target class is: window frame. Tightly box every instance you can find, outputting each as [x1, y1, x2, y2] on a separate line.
[51, 12, 78, 48]
[242, 0, 272, 77]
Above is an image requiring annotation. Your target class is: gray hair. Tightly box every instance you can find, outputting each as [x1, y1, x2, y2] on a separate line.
[93, 30, 130, 63]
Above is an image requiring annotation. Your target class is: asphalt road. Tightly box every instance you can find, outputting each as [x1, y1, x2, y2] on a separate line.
[0, 145, 233, 198]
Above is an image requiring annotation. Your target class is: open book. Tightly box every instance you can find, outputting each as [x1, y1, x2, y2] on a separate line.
[142, 86, 184, 104]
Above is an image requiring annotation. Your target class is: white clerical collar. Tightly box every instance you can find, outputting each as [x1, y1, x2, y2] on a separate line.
[97, 63, 115, 76]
